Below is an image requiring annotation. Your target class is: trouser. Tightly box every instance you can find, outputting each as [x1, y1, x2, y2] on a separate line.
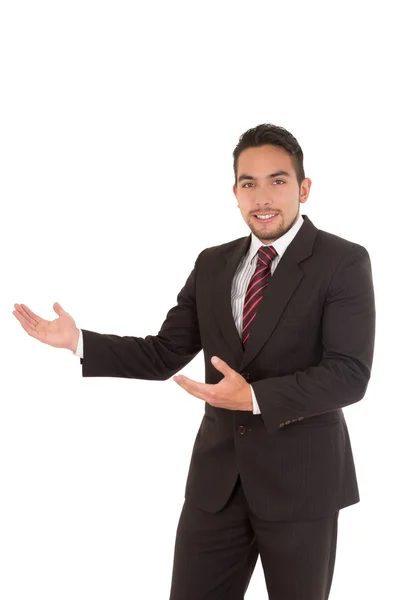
[169, 476, 339, 600]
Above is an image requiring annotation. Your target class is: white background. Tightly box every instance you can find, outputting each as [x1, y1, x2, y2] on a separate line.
[0, 1, 395, 598]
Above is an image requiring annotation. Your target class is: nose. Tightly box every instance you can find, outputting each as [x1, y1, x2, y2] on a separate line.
[255, 196, 272, 207]
[254, 185, 273, 206]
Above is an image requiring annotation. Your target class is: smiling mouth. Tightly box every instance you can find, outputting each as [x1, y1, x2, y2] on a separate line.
[253, 213, 279, 222]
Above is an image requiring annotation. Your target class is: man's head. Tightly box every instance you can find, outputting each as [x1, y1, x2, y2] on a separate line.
[233, 124, 312, 244]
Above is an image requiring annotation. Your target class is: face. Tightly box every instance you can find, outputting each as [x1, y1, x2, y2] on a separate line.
[233, 145, 312, 244]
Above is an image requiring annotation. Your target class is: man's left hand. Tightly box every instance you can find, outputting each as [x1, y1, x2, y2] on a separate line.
[173, 356, 253, 411]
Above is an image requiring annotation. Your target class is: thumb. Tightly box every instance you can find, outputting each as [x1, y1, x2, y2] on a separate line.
[53, 302, 66, 316]
[211, 356, 235, 378]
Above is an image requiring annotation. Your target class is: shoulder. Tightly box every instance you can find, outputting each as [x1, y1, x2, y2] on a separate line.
[204, 236, 248, 253]
[294, 216, 372, 286]
[314, 227, 370, 264]
[197, 236, 248, 261]
[309, 228, 373, 294]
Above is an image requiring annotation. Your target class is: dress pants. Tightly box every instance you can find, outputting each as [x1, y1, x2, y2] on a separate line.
[169, 476, 339, 600]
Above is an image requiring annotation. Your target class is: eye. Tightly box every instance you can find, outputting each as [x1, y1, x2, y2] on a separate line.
[273, 179, 285, 185]
[242, 182, 254, 188]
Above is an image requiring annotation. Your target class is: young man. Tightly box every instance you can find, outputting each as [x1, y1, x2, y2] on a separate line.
[13, 124, 376, 599]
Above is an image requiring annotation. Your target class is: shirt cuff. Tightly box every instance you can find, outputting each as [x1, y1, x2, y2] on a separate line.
[73, 329, 84, 358]
[250, 385, 261, 414]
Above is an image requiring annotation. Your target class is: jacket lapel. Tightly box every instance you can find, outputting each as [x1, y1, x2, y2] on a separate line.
[239, 215, 318, 371]
[212, 236, 250, 365]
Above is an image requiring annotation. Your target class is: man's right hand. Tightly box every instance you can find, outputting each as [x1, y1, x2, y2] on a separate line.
[12, 302, 80, 352]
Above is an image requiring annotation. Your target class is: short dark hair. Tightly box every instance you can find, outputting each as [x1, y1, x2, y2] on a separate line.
[233, 123, 305, 186]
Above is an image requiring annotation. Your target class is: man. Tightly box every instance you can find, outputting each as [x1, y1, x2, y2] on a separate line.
[13, 124, 376, 599]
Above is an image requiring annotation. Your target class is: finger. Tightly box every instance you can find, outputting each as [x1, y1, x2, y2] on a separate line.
[174, 374, 211, 393]
[211, 356, 237, 378]
[53, 302, 66, 316]
[16, 304, 41, 326]
[176, 385, 207, 402]
[13, 304, 39, 327]
[12, 311, 40, 339]
[173, 375, 215, 402]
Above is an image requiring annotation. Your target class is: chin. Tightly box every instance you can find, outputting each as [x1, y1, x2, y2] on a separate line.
[250, 222, 284, 242]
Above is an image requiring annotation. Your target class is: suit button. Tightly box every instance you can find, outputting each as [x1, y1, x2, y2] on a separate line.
[237, 425, 246, 435]
[279, 423, 285, 428]
[298, 417, 304, 421]
[285, 420, 291, 425]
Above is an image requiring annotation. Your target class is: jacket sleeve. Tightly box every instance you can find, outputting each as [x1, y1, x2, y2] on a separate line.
[80, 252, 203, 380]
[251, 246, 376, 433]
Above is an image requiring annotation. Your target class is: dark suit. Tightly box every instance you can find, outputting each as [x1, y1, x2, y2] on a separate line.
[80, 215, 375, 598]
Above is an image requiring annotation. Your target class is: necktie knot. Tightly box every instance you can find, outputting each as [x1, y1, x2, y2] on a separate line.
[257, 245, 278, 268]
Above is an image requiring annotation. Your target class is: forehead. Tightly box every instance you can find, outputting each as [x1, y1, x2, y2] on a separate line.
[237, 145, 293, 175]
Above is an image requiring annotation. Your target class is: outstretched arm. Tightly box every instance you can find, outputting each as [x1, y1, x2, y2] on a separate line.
[13, 254, 203, 382]
[80, 259, 202, 380]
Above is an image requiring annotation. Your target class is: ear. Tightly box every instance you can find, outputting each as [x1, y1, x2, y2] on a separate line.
[299, 178, 312, 204]
[233, 184, 240, 207]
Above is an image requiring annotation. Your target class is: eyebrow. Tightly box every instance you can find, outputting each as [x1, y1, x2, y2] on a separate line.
[237, 170, 291, 183]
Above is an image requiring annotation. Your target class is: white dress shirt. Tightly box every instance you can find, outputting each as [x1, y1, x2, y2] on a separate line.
[74, 214, 304, 414]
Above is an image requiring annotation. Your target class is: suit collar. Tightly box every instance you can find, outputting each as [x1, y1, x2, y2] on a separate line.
[211, 235, 251, 364]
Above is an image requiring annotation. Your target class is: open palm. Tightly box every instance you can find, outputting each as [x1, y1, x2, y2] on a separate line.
[13, 302, 79, 350]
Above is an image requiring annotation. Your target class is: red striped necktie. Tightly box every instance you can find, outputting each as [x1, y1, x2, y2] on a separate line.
[242, 245, 278, 346]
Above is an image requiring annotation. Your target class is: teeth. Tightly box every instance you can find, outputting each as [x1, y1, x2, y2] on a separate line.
[256, 214, 276, 220]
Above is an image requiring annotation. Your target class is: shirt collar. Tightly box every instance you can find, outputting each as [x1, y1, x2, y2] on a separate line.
[248, 214, 304, 264]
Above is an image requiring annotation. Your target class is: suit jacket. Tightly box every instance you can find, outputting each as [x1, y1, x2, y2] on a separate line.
[80, 215, 376, 521]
